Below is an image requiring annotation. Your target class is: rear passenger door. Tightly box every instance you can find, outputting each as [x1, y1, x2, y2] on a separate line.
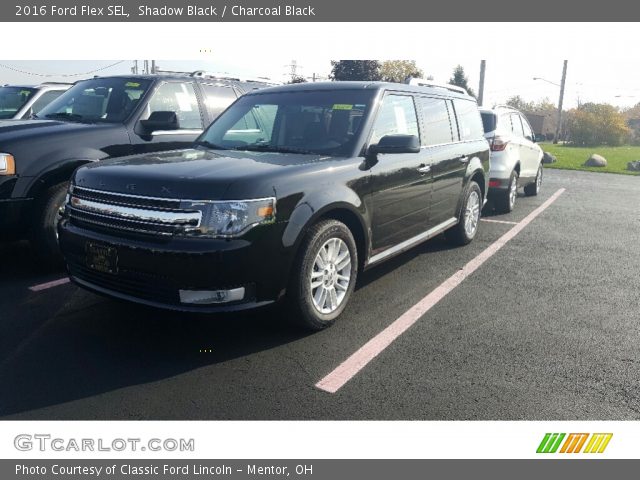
[417, 96, 464, 228]
[368, 93, 432, 256]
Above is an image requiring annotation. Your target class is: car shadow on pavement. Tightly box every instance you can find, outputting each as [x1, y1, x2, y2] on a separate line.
[0, 293, 310, 418]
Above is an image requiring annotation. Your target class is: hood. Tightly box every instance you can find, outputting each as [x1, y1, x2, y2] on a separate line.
[73, 147, 336, 200]
[0, 119, 114, 145]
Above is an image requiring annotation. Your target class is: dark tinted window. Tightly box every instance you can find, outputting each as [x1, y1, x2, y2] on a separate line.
[419, 97, 454, 146]
[0, 87, 36, 119]
[480, 111, 496, 133]
[30, 90, 66, 115]
[202, 84, 237, 119]
[452, 99, 484, 140]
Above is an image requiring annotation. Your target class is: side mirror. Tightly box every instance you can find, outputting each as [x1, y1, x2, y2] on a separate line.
[370, 134, 421, 155]
[139, 111, 179, 133]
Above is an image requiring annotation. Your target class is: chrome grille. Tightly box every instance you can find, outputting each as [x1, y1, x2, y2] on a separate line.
[67, 186, 201, 236]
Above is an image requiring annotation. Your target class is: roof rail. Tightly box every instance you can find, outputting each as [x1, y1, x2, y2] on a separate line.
[38, 81, 72, 87]
[189, 70, 281, 85]
[404, 77, 468, 95]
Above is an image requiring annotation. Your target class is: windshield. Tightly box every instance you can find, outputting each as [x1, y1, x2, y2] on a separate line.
[37, 77, 152, 123]
[198, 89, 374, 157]
[0, 87, 36, 119]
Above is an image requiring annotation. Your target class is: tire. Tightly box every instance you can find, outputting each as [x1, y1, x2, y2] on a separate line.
[446, 180, 482, 246]
[524, 164, 543, 196]
[29, 182, 68, 270]
[494, 170, 518, 213]
[287, 219, 358, 331]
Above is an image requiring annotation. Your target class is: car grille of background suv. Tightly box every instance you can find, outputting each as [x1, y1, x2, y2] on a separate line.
[67, 186, 201, 236]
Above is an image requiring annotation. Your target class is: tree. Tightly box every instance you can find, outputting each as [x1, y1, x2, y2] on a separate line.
[566, 103, 630, 146]
[288, 75, 307, 84]
[330, 60, 382, 81]
[380, 60, 424, 83]
[449, 65, 475, 97]
[506, 95, 534, 112]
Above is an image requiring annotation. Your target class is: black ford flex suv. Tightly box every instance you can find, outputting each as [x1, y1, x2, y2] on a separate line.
[0, 72, 270, 267]
[58, 80, 490, 330]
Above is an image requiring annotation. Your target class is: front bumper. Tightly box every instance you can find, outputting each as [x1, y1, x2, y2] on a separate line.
[58, 219, 293, 313]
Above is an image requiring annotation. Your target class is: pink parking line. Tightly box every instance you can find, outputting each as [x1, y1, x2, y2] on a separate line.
[316, 188, 566, 394]
[29, 277, 70, 292]
[481, 218, 518, 225]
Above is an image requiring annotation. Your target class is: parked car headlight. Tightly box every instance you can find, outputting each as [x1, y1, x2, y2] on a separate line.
[0, 153, 15, 175]
[181, 197, 276, 237]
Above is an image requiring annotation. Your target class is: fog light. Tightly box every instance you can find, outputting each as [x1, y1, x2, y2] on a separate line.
[179, 287, 245, 305]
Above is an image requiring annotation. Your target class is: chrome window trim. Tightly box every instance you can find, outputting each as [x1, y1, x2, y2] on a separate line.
[151, 129, 203, 136]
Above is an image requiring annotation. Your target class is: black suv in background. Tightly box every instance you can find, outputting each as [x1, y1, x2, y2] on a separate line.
[59, 80, 490, 330]
[0, 72, 272, 266]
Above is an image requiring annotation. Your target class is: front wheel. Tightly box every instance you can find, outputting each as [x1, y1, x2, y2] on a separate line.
[524, 164, 543, 196]
[29, 182, 68, 270]
[445, 180, 482, 246]
[288, 219, 358, 331]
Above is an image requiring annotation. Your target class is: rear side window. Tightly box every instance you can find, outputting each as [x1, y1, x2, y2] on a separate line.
[452, 99, 484, 141]
[480, 111, 496, 134]
[370, 94, 420, 145]
[510, 113, 524, 137]
[418, 97, 454, 146]
[202, 84, 237, 119]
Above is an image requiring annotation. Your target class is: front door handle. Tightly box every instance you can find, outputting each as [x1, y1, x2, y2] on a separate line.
[459, 155, 469, 163]
[417, 164, 431, 174]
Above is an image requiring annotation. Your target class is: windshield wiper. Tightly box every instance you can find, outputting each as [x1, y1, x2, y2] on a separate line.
[234, 144, 316, 155]
[193, 140, 227, 150]
[44, 112, 84, 121]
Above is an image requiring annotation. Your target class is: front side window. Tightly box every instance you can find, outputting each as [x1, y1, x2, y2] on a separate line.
[0, 87, 36, 119]
[38, 78, 151, 123]
[199, 90, 374, 157]
[141, 82, 202, 130]
[370, 94, 419, 145]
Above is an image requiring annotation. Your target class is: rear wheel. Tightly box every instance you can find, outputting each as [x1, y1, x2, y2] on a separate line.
[524, 164, 543, 196]
[288, 219, 358, 331]
[446, 180, 482, 246]
[29, 182, 68, 270]
[494, 170, 518, 213]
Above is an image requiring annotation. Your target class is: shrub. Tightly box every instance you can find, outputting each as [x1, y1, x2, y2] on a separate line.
[566, 103, 630, 146]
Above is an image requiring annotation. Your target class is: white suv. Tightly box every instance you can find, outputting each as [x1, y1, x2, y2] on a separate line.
[480, 106, 543, 212]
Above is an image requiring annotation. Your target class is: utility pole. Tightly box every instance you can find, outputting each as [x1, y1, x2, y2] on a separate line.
[478, 60, 486, 106]
[554, 60, 568, 144]
[151, 60, 156, 74]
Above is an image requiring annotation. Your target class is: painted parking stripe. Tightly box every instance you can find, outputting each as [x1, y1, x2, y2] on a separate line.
[316, 188, 566, 394]
[481, 218, 518, 225]
[29, 277, 70, 292]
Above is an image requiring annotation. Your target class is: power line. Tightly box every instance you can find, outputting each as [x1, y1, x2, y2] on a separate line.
[0, 60, 126, 77]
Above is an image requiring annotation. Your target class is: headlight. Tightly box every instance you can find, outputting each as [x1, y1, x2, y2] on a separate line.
[181, 197, 276, 238]
[0, 153, 15, 175]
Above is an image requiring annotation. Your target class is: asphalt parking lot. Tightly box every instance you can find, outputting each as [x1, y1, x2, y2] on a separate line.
[1, 168, 639, 420]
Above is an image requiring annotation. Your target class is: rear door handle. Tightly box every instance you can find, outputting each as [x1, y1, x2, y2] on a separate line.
[417, 164, 431, 174]
[459, 155, 469, 163]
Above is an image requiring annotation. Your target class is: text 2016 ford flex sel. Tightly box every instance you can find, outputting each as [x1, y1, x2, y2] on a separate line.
[58, 80, 490, 330]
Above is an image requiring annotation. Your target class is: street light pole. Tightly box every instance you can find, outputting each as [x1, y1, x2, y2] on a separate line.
[555, 60, 568, 144]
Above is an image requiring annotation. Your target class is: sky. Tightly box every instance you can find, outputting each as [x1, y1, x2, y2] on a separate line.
[2, 23, 639, 110]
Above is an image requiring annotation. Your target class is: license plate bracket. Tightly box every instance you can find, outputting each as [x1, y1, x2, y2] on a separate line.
[85, 242, 118, 274]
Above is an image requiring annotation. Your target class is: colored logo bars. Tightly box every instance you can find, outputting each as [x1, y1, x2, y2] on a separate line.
[536, 433, 613, 454]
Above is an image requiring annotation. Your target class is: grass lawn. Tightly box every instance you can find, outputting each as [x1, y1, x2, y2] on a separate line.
[539, 143, 640, 176]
